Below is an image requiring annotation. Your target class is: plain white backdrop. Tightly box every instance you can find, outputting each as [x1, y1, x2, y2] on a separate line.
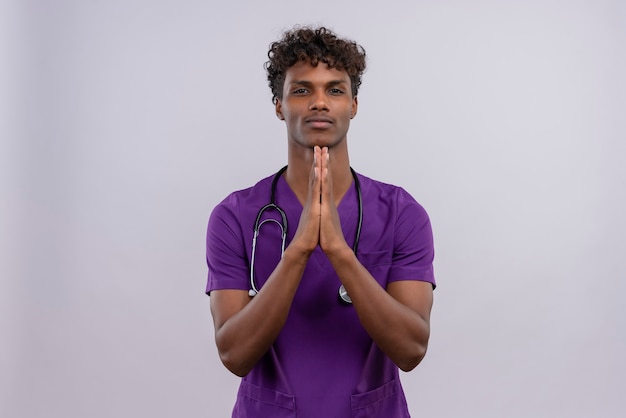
[2, 0, 625, 417]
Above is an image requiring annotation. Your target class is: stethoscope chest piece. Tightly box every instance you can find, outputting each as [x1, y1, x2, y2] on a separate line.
[338, 284, 352, 304]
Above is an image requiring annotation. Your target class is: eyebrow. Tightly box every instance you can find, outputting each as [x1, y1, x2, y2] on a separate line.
[289, 79, 349, 88]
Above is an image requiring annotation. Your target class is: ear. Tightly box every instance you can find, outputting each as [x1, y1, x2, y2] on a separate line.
[275, 99, 285, 120]
[350, 96, 358, 119]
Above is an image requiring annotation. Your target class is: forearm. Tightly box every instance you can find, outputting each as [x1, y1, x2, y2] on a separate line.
[213, 246, 311, 376]
[326, 247, 432, 371]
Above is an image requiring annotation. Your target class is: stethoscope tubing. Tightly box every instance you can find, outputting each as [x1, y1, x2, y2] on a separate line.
[249, 166, 362, 303]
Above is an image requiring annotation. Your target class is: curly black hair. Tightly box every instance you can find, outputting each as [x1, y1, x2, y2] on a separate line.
[265, 26, 367, 104]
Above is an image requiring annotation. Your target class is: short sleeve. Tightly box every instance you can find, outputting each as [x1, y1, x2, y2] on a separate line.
[205, 195, 250, 295]
[388, 189, 436, 288]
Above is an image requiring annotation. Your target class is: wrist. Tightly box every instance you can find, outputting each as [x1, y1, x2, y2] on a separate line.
[283, 243, 315, 266]
[323, 243, 354, 264]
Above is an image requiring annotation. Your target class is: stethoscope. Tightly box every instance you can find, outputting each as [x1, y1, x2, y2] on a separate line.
[249, 165, 363, 304]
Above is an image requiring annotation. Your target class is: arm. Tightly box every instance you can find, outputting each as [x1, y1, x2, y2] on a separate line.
[319, 148, 434, 371]
[210, 247, 309, 377]
[326, 249, 433, 371]
[210, 156, 323, 377]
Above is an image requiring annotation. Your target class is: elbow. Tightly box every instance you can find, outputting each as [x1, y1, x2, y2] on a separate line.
[396, 342, 428, 372]
[215, 335, 254, 377]
[397, 354, 425, 372]
[219, 350, 254, 377]
[226, 365, 252, 378]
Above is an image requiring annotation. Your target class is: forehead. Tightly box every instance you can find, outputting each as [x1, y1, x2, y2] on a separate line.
[284, 61, 350, 85]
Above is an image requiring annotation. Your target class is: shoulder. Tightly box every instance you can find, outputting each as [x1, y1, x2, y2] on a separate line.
[356, 172, 428, 214]
[207, 173, 276, 235]
[212, 173, 275, 213]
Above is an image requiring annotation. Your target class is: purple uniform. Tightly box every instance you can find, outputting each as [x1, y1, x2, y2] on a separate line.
[206, 171, 435, 418]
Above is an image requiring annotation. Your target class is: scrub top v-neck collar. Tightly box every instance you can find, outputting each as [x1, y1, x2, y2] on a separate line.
[273, 173, 359, 246]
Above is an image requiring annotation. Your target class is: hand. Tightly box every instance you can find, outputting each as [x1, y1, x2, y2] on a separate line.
[289, 146, 349, 256]
[319, 147, 349, 255]
[289, 147, 322, 255]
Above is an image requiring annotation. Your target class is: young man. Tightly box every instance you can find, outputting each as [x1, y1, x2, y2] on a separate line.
[206, 26, 436, 418]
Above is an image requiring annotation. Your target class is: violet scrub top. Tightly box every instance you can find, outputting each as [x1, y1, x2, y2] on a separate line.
[206, 171, 436, 418]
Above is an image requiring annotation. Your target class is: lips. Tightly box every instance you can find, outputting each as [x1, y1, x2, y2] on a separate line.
[305, 116, 333, 129]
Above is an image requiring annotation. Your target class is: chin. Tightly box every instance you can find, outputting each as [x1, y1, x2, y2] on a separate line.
[292, 132, 346, 150]
[308, 137, 343, 149]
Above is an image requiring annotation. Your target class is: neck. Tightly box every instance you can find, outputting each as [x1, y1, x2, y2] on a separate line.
[284, 144, 352, 206]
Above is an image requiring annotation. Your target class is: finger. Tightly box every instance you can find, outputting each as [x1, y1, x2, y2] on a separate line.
[292, 148, 322, 253]
[320, 147, 331, 203]
[309, 146, 321, 191]
[318, 147, 346, 253]
[314, 146, 322, 202]
[314, 146, 322, 176]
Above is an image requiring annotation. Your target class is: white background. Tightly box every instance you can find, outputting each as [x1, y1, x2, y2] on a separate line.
[2, 0, 625, 417]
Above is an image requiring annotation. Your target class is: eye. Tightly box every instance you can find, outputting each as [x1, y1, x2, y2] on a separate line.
[329, 88, 344, 95]
[292, 88, 309, 94]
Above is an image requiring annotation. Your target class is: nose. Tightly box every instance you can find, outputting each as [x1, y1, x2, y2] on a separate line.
[309, 90, 329, 111]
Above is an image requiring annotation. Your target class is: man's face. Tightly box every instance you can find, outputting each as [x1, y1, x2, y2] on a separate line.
[275, 61, 358, 150]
